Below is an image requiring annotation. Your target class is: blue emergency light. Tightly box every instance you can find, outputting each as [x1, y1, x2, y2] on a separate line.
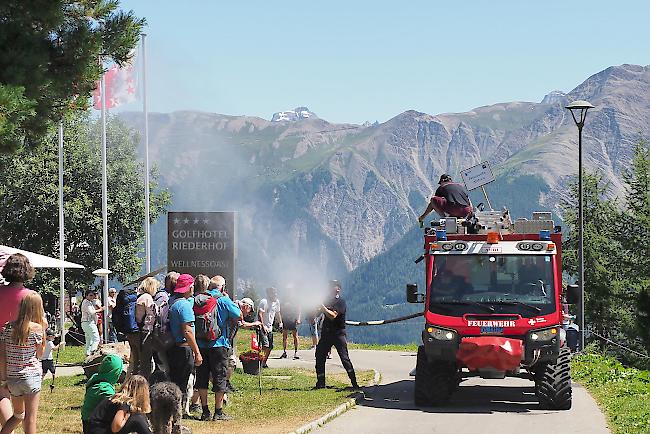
[539, 230, 551, 241]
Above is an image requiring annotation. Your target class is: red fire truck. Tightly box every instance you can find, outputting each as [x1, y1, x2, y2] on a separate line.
[407, 209, 579, 409]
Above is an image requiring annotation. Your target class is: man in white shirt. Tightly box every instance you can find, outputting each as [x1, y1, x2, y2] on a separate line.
[257, 287, 282, 368]
[81, 289, 103, 356]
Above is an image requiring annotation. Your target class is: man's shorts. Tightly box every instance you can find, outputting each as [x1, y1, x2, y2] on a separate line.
[283, 321, 297, 332]
[7, 376, 41, 396]
[431, 196, 472, 218]
[42, 359, 55, 375]
[261, 331, 274, 349]
[195, 346, 229, 393]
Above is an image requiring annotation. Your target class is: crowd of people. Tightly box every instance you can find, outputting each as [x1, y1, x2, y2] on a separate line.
[0, 251, 360, 433]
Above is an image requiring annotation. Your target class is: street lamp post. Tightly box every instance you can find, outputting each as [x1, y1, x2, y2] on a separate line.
[92, 268, 112, 343]
[565, 100, 595, 351]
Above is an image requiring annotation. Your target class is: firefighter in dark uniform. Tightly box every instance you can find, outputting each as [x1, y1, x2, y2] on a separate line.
[314, 280, 359, 389]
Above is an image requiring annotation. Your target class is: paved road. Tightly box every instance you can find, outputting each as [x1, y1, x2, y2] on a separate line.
[306, 349, 610, 434]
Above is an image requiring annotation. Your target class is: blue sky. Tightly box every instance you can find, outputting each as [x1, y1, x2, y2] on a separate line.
[119, 0, 649, 124]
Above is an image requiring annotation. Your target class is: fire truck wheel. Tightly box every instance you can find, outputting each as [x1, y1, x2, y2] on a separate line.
[534, 346, 572, 410]
[414, 346, 454, 406]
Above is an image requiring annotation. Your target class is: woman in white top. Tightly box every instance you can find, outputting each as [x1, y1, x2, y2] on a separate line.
[81, 290, 103, 356]
[127, 278, 158, 380]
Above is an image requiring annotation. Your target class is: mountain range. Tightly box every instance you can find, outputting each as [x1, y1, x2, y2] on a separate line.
[120, 63, 650, 343]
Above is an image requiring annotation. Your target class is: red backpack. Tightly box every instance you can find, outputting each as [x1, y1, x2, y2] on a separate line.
[193, 293, 222, 341]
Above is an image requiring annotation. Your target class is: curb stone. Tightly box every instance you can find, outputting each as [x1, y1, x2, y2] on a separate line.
[289, 369, 381, 434]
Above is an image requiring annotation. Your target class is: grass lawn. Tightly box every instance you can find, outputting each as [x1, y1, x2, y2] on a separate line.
[235, 334, 419, 354]
[347, 342, 417, 352]
[60, 334, 317, 367]
[58, 328, 420, 367]
[571, 351, 650, 434]
[36, 368, 373, 434]
[234, 333, 320, 355]
[56, 345, 87, 365]
[55, 334, 420, 369]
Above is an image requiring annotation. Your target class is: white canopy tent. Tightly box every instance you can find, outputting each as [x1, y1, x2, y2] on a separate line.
[0, 245, 85, 270]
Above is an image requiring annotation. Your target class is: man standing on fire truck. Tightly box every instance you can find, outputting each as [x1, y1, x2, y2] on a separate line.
[314, 280, 360, 390]
[418, 174, 473, 221]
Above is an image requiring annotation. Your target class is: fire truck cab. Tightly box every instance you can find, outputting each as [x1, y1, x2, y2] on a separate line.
[407, 210, 579, 410]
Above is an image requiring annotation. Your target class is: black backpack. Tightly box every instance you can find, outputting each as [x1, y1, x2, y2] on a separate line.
[112, 288, 140, 334]
[151, 290, 175, 350]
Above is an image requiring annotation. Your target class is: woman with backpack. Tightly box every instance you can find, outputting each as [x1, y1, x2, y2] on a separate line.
[128, 277, 159, 380]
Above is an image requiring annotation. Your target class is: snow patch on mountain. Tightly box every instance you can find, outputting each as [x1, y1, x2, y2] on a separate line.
[271, 106, 316, 122]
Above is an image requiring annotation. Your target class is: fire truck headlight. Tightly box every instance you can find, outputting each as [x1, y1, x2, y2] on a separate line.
[428, 326, 457, 341]
[529, 327, 558, 342]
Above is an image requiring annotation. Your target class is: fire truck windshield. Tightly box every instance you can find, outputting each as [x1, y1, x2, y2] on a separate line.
[429, 254, 556, 316]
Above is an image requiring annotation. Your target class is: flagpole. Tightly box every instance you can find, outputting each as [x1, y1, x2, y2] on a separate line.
[142, 33, 151, 274]
[100, 68, 110, 343]
[58, 121, 66, 344]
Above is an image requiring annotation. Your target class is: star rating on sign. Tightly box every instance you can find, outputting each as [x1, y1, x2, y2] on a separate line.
[174, 215, 217, 225]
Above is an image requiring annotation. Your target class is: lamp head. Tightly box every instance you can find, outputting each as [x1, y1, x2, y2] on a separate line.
[565, 100, 594, 127]
[565, 100, 595, 110]
[92, 268, 112, 277]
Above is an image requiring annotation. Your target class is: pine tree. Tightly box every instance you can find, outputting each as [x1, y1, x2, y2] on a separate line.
[621, 140, 650, 272]
[0, 0, 145, 153]
[560, 174, 634, 345]
[620, 139, 650, 351]
[638, 289, 650, 351]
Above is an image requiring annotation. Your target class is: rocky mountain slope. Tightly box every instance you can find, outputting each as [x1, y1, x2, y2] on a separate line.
[120, 64, 650, 288]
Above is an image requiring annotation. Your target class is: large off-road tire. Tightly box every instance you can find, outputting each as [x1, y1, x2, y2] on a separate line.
[534, 346, 572, 410]
[414, 345, 455, 406]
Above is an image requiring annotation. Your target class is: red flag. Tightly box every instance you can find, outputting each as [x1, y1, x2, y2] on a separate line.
[93, 57, 138, 110]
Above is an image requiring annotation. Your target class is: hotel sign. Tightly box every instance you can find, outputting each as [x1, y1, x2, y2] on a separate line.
[167, 212, 235, 295]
